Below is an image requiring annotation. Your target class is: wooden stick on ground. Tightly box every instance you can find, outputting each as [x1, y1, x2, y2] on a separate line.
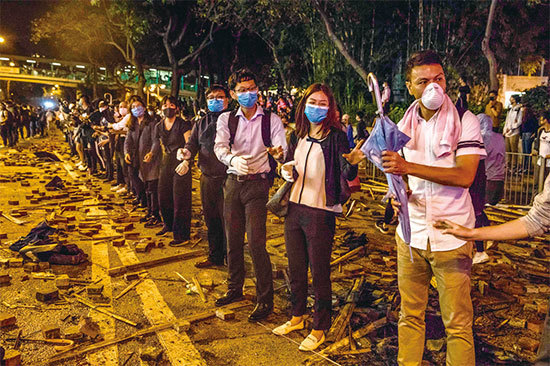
[107, 250, 203, 277]
[192, 275, 207, 303]
[114, 274, 148, 300]
[330, 245, 366, 267]
[69, 295, 137, 327]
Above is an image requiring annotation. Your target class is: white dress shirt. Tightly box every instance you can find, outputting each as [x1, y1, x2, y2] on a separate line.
[397, 109, 486, 251]
[214, 105, 287, 175]
[111, 114, 130, 132]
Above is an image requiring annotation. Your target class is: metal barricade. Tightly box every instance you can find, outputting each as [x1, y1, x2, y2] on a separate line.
[504, 152, 546, 206]
[360, 152, 545, 206]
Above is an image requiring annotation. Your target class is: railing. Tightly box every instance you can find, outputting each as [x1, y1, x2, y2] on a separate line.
[361, 152, 547, 207]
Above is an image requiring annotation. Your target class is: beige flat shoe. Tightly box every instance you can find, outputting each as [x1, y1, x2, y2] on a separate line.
[298, 332, 325, 351]
[272, 319, 305, 335]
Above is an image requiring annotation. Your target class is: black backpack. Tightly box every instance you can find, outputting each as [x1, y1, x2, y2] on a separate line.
[228, 110, 278, 184]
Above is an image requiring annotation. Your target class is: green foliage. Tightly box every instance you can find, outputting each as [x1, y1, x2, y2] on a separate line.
[521, 86, 550, 116]
[387, 104, 408, 123]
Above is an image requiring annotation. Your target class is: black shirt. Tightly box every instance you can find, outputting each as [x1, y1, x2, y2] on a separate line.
[157, 117, 192, 154]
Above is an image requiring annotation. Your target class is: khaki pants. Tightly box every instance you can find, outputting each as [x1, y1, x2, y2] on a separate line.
[396, 234, 475, 366]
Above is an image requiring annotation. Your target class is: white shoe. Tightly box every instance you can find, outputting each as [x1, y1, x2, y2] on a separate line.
[116, 187, 128, 194]
[273, 319, 305, 336]
[486, 241, 494, 250]
[78, 165, 88, 171]
[298, 332, 325, 352]
[111, 184, 122, 192]
[472, 251, 490, 264]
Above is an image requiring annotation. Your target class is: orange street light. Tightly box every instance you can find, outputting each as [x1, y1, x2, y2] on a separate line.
[0, 36, 5, 43]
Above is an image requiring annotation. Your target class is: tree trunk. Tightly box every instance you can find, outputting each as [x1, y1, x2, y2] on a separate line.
[271, 47, 289, 92]
[419, 0, 424, 49]
[134, 61, 146, 99]
[314, 0, 368, 84]
[482, 0, 499, 91]
[369, 7, 375, 70]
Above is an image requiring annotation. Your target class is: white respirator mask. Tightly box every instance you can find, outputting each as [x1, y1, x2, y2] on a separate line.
[421, 83, 445, 111]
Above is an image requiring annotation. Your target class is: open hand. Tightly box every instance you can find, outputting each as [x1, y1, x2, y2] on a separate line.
[342, 139, 366, 165]
[143, 152, 153, 163]
[267, 146, 284, 161]
[433, 219, 474, 240]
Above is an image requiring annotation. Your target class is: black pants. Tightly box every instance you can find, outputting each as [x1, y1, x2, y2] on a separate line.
[145, 179, 160, 218]
[158, 153, 191, 241]
[100, 144, 114, 180]
[474, 212, 491, 252]
[224, 175, 273, 305]
[284, 202, 335, 330]
[0, 125, 10, 146]
[485, 180, 504, 206]
[129, 165, 146, 205]
[200, 174, 226, 264]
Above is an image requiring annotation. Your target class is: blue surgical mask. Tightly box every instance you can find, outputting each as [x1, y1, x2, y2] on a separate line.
[131, 105, 145, 118]
[207, 99, 225, 113]
[304, 104, 329, 124]
[236, 91, 258, 108]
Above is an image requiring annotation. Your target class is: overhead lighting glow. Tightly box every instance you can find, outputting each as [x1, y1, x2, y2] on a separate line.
[99, 67, 106, 71]
[149, 68, 157, 72]
[0, 57, 9, 61]
[9, 62, 15, 67]
[75, 65, 85, 69]
[51, 62, 61, 66]
[26, 60, 37, 64]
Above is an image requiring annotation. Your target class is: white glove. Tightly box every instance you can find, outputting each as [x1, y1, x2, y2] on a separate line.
[177, 148, 191, 161]
[230, 155, 252, 175]
[280, 160, 297, 182]
[175, 160, 189, 176]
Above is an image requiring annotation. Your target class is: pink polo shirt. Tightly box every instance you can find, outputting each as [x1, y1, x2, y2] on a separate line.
[397, 109, 486, 251]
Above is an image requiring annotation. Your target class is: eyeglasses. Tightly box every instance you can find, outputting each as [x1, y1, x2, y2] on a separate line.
[235, 87, 258, 94]
[206, 96, 226, 101]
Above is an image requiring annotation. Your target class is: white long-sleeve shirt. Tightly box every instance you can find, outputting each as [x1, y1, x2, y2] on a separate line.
[214, 106, 287, 175]
[503, 105, 523, 137]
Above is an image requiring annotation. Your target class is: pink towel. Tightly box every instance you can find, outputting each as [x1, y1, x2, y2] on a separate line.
[397, 95, 462, 158]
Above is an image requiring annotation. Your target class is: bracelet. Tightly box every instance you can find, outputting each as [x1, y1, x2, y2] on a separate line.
[229, 155, 235, 166]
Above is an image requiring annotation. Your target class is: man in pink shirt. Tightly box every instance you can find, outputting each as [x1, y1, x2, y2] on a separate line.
[382, 51, 486, 366]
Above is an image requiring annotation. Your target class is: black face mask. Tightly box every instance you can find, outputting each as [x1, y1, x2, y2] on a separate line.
[162, 108, 176, 118]
[489, 96, 495, 101]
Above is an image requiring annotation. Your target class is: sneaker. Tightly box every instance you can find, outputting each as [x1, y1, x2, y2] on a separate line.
[140, 214, 153, 223]
[298, 332, 325, 352]
[78, 165, 88, 171]
[156, 227, 170, 236]
[472, 251, 490, 264]
[486, 241, 494, 250]
[169, 239, 189, 247]
[375, 220, 389, 234]
[116, 187, 127, 194]
[111, 184, 122, 192]
[273, 319, 306, 336]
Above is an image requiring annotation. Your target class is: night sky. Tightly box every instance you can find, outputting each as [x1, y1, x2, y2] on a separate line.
[0, 0, 58, 56]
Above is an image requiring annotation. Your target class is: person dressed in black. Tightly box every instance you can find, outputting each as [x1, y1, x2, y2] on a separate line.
[355, 110, 368, 142]
[124, 96, 154, 209]
[156, 96, 193, 245]
[178, 85, 229, 267]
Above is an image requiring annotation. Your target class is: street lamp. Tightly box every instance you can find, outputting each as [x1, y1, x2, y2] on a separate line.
[0, 36, 5, 43]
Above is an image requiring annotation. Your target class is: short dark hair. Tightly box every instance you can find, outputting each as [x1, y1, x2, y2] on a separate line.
[205, 84, 229, 98]
[356, 111, 365, 119]
[405, 50, 443, 81]
[511, 94, 522, 103]
[228, 68, 256, 90]
[542, 110, 550, 121]
[488, 90, 498, 95]
[161, 95, 179, 108]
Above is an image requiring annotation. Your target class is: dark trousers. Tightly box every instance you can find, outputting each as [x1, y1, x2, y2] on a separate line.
[200, 174, 226, 264]
[474, 212, 491, 252]
[145, 179, 159, 218]
[0, 125, 10, 146]
[100, 144, 114, 180]
[223, 175, 273, 305]
[284, 202, 335, 330]
[158, 153, 191, 241]
[129, 165, 146, 205]
[485, 180, 504, 206]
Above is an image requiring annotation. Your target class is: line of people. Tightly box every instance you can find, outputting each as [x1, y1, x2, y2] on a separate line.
[0, 100, 49, 147]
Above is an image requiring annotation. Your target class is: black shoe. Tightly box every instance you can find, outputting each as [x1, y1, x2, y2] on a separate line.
[144, 218, 162, 228]
[215, 290, 243, 307]
[248, 303, 273, 322]
[156, 227, 170, 236]
[375, 220, 389, 234]
[140, 214, 152, 223]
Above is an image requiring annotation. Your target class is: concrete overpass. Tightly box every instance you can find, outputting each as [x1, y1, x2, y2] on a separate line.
[0, 54, 201, 98]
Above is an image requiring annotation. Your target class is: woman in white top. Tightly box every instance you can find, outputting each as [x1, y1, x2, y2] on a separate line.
[273, 83, 358, 351]
[534, 111, 550, 183]
[503, 95, 523, 170]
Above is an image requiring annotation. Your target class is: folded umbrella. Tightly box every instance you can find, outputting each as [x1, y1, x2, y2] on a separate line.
[360, 115, 413, 259]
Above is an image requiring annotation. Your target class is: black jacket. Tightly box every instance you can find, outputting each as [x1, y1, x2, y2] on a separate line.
[287, 127, 358, 206]
[184, 111, 227, 178]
